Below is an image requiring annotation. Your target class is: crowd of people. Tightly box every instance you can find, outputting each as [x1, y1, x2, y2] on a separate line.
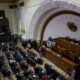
[0, 35, 80, 80]
[0, 35, 67, 80]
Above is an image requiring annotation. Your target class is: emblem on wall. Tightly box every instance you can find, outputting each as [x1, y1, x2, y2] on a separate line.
[67, 22, 78, 32]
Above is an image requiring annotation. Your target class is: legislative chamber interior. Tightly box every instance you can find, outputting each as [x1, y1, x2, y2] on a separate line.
[0, 0, 80, 80]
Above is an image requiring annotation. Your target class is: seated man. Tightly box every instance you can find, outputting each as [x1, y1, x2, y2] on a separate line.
[1, 64, 11, 77]
[34, 67, 44, 77]
[46, 37, 56, 49]
[38, 47, 44, 57]
[19, 60, 28, 70]
[45, 63, 54, 75]
[10, 60, 20, 74]
[14, 50, 22, 62]
[27, 42, 31, 49]
[16, 71, 26, 80]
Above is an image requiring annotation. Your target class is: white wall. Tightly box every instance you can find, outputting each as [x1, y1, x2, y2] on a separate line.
[43, 14, 80, 40]
[16, 0, 80, 40]
[16, 0, 49, 39]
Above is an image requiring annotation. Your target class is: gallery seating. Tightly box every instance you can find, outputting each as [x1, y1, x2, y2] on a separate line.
[19, 60, 28, 70]
[43, 46, 78, 75]
[0, 37, 67, 80]
[55, 37, 80, 54]
[42, 37, 80, 80]
[45, 63, 54, 75]
[0, 55, 11, 78]
[54, 37, 80, 63]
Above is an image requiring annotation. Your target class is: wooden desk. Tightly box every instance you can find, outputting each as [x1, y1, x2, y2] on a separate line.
[55, 46, 76, 61]
[43, 46, 78, 75]
[55, 38, 80, 54]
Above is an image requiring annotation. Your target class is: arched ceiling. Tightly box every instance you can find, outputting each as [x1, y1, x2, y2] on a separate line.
[0, 0, 19, 3]
[29, 0, 80, 40]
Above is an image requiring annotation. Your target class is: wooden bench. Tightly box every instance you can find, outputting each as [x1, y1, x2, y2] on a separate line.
[55, 37, 80, 54]
[43, 46, 78, 75]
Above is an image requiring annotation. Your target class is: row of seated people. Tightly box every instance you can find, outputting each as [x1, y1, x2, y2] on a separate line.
[21, 39, 38, 49]
[0, 40, 66, 80]
[21, 39, 45, 57]
[21, 37, 80, 63]
[41, 37, 80, 74]
[0, 54, 11, 79]
[0, 34, 19, 44]
[20, 37, 80, 80]
[52, 46, 80, 64]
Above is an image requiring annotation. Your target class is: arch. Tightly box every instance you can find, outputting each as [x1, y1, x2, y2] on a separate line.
[41, 10, 80, 42]
[29, 0, 80, 41]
